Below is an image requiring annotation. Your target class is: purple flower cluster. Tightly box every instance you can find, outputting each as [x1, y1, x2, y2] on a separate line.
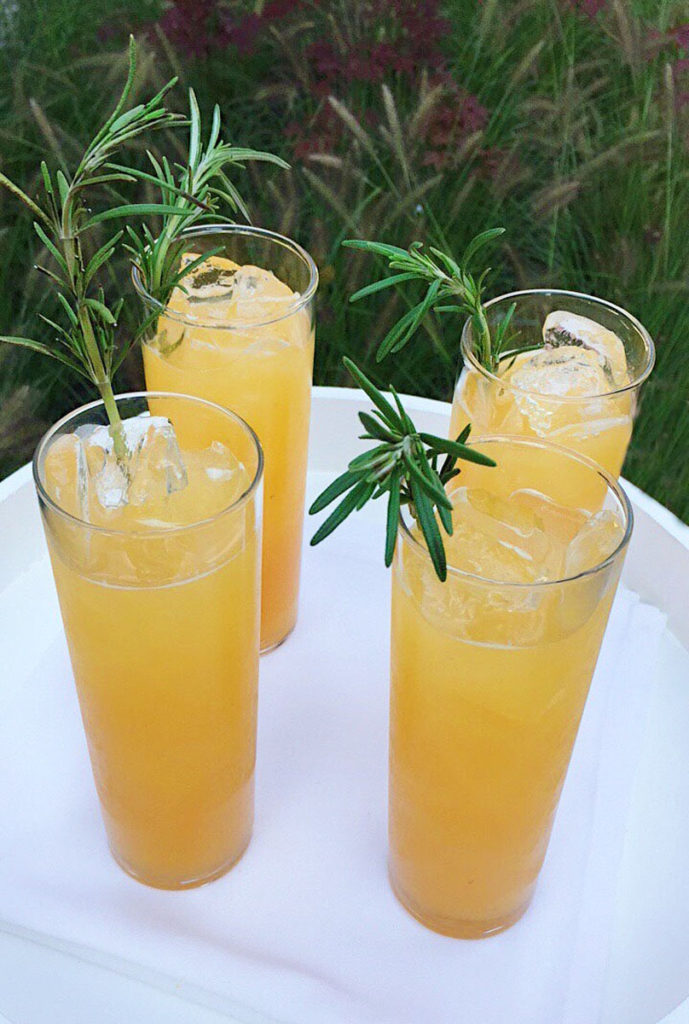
[157, 0, 215, 59]
[301, 0, 452, 95]
[420, 83, 489, 169]
[144, 0, 491, 171]
[154, 0, 296, 59]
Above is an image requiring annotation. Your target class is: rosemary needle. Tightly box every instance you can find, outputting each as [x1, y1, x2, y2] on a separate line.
[309, 357, 495, 581]
[343, 229, 515, 373]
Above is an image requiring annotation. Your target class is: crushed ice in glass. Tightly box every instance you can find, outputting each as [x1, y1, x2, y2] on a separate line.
[509, 345, 610, 398]
[444, 486, 623, 582]
[172, 253, 299, 324]
[204, 440, 240, 483]
[542, 311, 628, 386]
[182, 257, 238, 304]
[506, 311, 629, 398]
[44, 411, 249, 530]
[78, 414, 187, 511]
[564, 509, 625, 577]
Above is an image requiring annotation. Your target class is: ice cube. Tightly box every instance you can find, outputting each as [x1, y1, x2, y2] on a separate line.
[76, 422, 129, 509]
[178, 252, 240, 304]
[166, 255, 299, 331]
[548, 415, 631, 441]
[127, 417, 188, 506]
[510, 488, 588, 545]
[564, 509, 625, 576]
[542, 311, 628, 386]
[42, 433, 89, 520]
[196, 440, 248, 508]
[232, 269, 259, 299]
[407, 494, 549, 647]
[164, 253, 241, 328]
[509, 345, 610, 398]
[79, 414, 187, 513]
[231, 265, 299, 322]
[202, 440, 242, 485]
[240, 333, 291, 358]
[411, 487, 618, 650]
[446, 486, 557, 583]
[137, 440, 249, 528]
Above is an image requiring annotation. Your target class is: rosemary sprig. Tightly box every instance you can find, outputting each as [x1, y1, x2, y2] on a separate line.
[0, 37, 182, 452]
[125, 89, 289, 309]
[309, 357, 495, 581]
[343, 228, 514, 373]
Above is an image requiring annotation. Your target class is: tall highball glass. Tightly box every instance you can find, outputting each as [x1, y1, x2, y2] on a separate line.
[34, 392, 263, 889]
[135, 225, 318, 651]
[389, 436, 632, 937]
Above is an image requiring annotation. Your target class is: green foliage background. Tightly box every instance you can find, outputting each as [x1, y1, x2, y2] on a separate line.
[1, 0, 688, 520]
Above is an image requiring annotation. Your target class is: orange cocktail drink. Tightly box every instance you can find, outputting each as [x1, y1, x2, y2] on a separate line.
[34, 393, 263, 889]
[451, 290, 654, 480]
[136, 226, 318, 651]
[389, 437, 632, 937]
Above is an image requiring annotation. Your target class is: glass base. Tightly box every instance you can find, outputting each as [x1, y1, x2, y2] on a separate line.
[110, 832, 252, 891]
[260, 623, 295, 655]
[389, 868, 533, 939]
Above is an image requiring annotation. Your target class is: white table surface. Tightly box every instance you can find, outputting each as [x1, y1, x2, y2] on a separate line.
[0, 386, 687, 1024]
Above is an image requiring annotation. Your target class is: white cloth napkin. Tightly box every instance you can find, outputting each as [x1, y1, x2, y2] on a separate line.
[0, 507, 666, 1024]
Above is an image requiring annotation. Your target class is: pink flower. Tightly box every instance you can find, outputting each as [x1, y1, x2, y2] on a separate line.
[308, 40, 342, 81]
[345, 53, 382, 83]
[397, 0, 452, 49]
[420, 89, 489, 168]
[393, 54, 415, 75]
[158, 0, 215, 58]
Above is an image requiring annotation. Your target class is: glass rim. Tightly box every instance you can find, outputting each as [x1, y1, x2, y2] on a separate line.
[398, 434, 634, 589]
[460, 288, 656, 400]
[131, 222, 319, 330]
[33, 390, 264, 538]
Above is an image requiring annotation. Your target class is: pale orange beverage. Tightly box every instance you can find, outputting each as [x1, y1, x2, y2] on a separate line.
[389, 437, 632, 937]
[136, 226, 318, 651]
[450, 290, 654, 480]
[34, 393, 263, 889]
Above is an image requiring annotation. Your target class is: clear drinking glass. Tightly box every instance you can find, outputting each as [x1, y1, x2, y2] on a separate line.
[134, 224, 318, 652]
[388, 436, 632, 937]
[34, 393, 263, 889]
[450, 290, 655, 478]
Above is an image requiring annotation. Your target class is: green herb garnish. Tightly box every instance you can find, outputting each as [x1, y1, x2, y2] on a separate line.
[0, 37, 182, 454]
[343, 228, 514, 372]
[0, 37, 288, 462]
[125, 90, 289, 308]
[309, 358, 495, 581]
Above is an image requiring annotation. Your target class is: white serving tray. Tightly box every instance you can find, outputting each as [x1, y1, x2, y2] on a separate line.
[0, 386, 687, 1024]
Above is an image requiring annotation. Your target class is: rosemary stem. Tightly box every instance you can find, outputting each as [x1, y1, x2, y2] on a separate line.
[472, 305, 493, 371]
[77, 305, 126, 460]
[99, 379, 127, 462]
[61, 222, 127, 459]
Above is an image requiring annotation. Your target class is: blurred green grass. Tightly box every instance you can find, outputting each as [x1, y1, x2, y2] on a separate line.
[1, 0, 688, 520]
